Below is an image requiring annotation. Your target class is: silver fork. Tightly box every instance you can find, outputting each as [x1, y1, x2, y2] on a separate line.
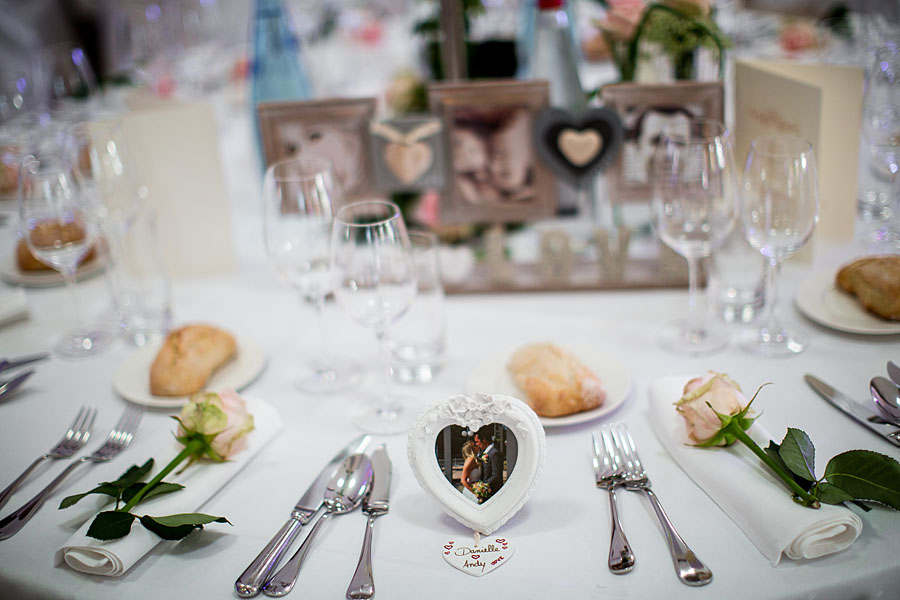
[611, 423, 712, 586]
[592, 428, 635, 573]
[0, 405, 142, 540]
[0, 406, 96, 511]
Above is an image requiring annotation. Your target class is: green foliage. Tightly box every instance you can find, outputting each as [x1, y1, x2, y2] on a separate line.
[86, 511, 137, 541]
[824, 450, 900, 510]
[139, 514, 230, 541]
[778, 428, 817, 482]
[59, 459, 183, 510]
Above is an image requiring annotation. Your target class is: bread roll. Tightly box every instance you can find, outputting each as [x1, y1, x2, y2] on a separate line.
[150, 325, 238, 396]
[836, 256, 900, 321]
[506, 343, 606, 417]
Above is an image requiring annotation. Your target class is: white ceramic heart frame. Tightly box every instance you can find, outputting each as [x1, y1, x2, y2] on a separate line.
[407, 393, 546, 535]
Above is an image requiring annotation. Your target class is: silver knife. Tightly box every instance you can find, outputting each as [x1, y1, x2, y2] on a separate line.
[346, 445, 392, 600]
[804, 374, 900, 448]
[0, 353, 49, 375]
[235, 434, 371, 598]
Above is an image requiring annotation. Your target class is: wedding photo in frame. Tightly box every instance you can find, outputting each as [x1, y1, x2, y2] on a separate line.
[428, 80, 556, 224]
[601, 81, 724, 202]
[257, 97, 377, 200]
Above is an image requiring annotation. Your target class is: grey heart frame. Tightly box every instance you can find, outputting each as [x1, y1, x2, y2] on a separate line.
[533, 107, 624, 187]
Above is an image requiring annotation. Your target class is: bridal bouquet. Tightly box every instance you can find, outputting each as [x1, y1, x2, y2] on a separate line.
[676, 372, 900, 510]
[472, 481, 491, 503]
[60, 390, 255, 541]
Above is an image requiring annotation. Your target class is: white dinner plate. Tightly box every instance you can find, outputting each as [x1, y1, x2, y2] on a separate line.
[466, 347, 631, 428]
[794, 269, 900, 335]
[113, 336, 267, 408]
[0, 255, 105, 288]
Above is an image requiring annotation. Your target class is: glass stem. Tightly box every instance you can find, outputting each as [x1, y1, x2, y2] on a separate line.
[308, 293, 331, 374]
[686, 255, 701, 332]
[374, 328, 397, 416]
[63, 269, 87, 331]
[763, 257, 781, 336]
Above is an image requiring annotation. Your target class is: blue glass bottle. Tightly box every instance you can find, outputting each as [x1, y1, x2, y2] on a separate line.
[250, 0, 310, 159]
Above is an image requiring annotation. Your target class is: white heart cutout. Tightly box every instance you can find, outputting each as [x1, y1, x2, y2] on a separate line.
[407, 393, 546, 535]
[441, 537, 514, 577]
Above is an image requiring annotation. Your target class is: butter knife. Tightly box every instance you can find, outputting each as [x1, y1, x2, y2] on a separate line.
[346, 445, 392, 600]
[235, 434, 371, 598]
[804, 374, 900, 448]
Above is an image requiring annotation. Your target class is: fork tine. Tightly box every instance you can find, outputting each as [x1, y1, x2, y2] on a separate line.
[65, 406, 88, 441]
[621, 426, 644, 475]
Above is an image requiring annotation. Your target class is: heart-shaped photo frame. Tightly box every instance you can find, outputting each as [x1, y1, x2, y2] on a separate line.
[408, 393, 546, 535]
[533, 107, 624, 187]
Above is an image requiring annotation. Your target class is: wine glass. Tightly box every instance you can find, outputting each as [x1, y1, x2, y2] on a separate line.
[650, 118, 738, 354]
[39, 43, 99, 121]
[860, 44, 900, 244]
[331, 200, 417, 434]
[18, 153, 112, 357]
[739, 134, 819, 357]
[263, 155, 360, 392]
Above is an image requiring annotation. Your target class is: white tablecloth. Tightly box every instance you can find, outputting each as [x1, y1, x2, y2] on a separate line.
[0, 102, 898, 600]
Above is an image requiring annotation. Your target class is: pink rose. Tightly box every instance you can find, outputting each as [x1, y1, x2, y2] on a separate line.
[675, 372, 748, 444]
[599, 0, 647, 41]
[178, 389, 255, 459]
[780, 21, 819, 53]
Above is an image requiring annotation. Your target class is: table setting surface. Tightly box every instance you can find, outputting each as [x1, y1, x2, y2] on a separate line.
[1, 63, 899, 600]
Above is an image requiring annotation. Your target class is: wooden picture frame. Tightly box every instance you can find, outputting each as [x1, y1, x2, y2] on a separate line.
[428, 80, 556, 225]
[257, 97, 377, 200]
[601, 81, 724, 202]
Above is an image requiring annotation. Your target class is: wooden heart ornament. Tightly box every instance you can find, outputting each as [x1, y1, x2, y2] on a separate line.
[533, 107, 624, 187]
[383, 141, 434, 185]
[407, 393, 546, 535]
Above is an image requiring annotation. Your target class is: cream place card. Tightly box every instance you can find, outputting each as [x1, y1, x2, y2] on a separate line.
[734, 59, 864, 248]
[120, 100, 236, 278]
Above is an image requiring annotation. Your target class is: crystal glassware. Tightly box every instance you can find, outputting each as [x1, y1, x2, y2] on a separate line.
[263, 155, 360, 392]
[68, 119, 172, 345]
[650, 118, 738, 354]
[331, 200, 416, 434]
[739, 134, 819, 357]
[18, 153, 112, 357]
[39, 43, 99, 121]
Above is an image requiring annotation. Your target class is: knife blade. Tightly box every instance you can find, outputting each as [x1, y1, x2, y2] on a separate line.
[0, 353, 49, 375]
[804, 374, 900, 448]
[235, 434, 371, 598]
[346, 445, 392, 600]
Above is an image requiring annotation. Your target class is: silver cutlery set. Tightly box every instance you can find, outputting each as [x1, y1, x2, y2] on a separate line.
[0, 352, 49, 401]
[805, 361, 900, 448]
[592, 423, 713, 586]
[0, 404, 142, 540]
[235, 435, 392, 599]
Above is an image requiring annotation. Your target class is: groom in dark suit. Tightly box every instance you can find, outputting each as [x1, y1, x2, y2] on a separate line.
[474, 426, 502, 499]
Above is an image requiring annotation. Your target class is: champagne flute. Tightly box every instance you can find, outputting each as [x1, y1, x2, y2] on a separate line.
[650, 118, 738, 354]
[18, 153, 112, 357]
[263, 155, 360, 392]
[739, 135, 819, 357]
[331, 200, 417, 434]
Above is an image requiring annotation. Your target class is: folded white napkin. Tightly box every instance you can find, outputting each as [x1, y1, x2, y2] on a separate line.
[56, 397, 282, 576]
[648, 376, 863, 566]
[0, 288, 29, 328]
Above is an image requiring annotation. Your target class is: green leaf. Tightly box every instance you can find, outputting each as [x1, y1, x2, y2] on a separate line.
[778, 428, 817, 482]
[122, 481, 184, 505]
[824, 450, 900, 510]
[814, 482, 855, 505]
[113, 459, 154, 489]
[139, 513, 230, 541]
[86, 511, 137, 541]
[58, 483, 121, 509]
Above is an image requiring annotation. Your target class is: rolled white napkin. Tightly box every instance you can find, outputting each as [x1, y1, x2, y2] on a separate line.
[648, 376, 863, 566]
[56, 396, 282, 576]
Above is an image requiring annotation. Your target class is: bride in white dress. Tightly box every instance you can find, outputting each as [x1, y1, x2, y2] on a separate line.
[460, 442, 482, 503]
